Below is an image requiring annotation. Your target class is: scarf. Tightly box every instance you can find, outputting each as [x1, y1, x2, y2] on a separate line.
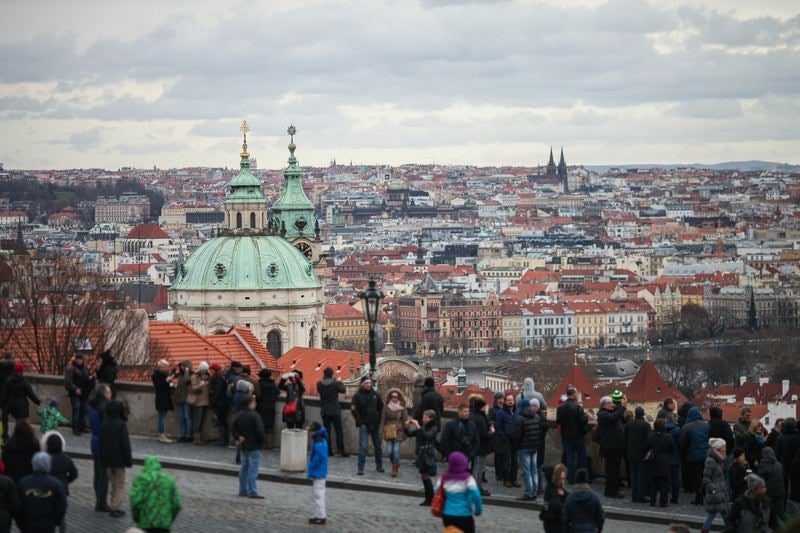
[387, 400, 404, 412]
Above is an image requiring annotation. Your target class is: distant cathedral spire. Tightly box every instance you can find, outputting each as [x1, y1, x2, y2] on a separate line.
[558, 146, 568, 192]
[546, 146, 557, 178]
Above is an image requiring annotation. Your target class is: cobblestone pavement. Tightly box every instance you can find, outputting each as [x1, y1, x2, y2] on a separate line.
[26, 457, 676, 533]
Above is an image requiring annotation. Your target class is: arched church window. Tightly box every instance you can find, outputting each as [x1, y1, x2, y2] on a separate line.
[236, 213, 242, 229]
[309, 326, 316, 348]
[267, 330, 282, 358]
[250, 212, 256, 228]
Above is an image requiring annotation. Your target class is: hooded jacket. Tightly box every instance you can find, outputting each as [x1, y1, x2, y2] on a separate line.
[307, 426, 329, 480]
[171, 360, 193, 404]
[317, 376, 346, 416]
[708, 406, 735, 452]
[41, 431, 77, 496]
[561, 484, 604, 533]
[16, 470, 66, 533]
[513, 406, 546, 451]
[99, 400, 132, 468]
[435, 452, 483, 518]
[680, 407, 710, 462]
[703, 447, 730, 513]
[470, 398, 492, 457]
[130, 456, 182, 530]
[757, 447, 786, 502]
[776, 418, 800, 482]
[541, 465, 569, 532]
[0, 372, 40, 419]
[415, 384, 444, 430]
[517, 378, 548, 416]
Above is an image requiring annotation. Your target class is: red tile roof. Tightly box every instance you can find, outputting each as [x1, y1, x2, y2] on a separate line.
[149, 321, 230, 369]
[624, 359, 687, 404]
[205, 327, 278, 372]
[547, 363, 596, 407]
[438, 383, 495, 409]
[277, 347, 363, 389]
[719, 402, 769, 424]
[324, 303, 365, 320]
[126, 223, 169, 240]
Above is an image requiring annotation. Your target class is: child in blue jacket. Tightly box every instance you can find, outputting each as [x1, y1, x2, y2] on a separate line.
[307, 421, 329, 526]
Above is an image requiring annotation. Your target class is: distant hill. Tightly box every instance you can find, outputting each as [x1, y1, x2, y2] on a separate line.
[586, 161, 800, 174]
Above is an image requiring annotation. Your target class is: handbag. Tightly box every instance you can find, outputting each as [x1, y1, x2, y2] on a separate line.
[283, 400, 298, 416]
[383, 423, 398, 441]
[431, 481, 446, 517]
[185, 391, 198, 406]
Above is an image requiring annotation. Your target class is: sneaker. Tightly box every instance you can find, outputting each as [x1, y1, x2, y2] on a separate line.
[308, 518, 327, 525]
[376, 467, 385, 473]
[109, 510, 126, 518]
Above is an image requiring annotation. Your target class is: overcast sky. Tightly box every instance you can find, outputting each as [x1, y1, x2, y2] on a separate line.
[1, 0, 798, 170]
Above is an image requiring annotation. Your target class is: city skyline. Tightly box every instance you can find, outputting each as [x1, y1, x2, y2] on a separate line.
[1, 0, 798, 170]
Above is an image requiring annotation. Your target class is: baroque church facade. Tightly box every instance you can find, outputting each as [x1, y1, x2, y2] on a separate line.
[169, 124, 324, 358]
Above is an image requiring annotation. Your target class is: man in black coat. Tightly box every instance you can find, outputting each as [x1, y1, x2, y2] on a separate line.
[556, 385, 589, 484]
[232, 395, 265, 498]
[708, 406, 735, 452]
[64, 354, 92, 435]
[470, 397, 493, 496]
[317, 367, 347, 457]
[624, 406, 651, 503]
[0, 352, 14, 443]
[414, 377, 444, 430]
[15, 452, 67, 533]
[350, 377, 384, 475]
[597, 393, 626, 498]
[0, 362, 40, 442]
[95, 350, 118, 397]
[513, 399, 547, 500]
[441, 404, 479, 462]
[99, 400, 132, 518]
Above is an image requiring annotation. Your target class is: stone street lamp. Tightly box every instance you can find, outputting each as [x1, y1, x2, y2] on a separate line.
[360, 279, 384, 381]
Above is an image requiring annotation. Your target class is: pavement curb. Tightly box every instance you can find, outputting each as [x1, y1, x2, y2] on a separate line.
[72, 451, 713, 529]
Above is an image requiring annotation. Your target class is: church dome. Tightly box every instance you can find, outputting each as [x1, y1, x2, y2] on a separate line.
[171, 235, 320, 291]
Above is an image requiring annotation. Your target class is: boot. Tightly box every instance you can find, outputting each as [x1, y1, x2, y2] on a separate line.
[391, 464, 399, 478]
[264, 432, 273, 450]
[194, 432, 206, 446]
[158, 433, 174, 444]
[420, 478, 433, 506]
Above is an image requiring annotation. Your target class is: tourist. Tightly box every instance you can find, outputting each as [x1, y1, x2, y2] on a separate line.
[96, 350, 118, 397]
[36, 400, 69, 434]
[0, 352, 15, 443]
[414, 376, 443, 431]
[657, 397, 677, 422]
[556, 385, 589, 484]
[168, 360, 193, 443]
[744, 420, 767, 469]
[623, 406, 651, 503]
[488, 392, 507, 482]
[733, 407, 753, 450]
[1, 362, 41, 436]
[88, 383, 112, 512]
[152, 359, 174, 444]
[307, 421, 329, 526]
[211, 361, 235, 446]
[42, 431, 77, 533]
[435, 451, 483, 533]
[441, 403, 479, 464]
[775, 418, 800, 495]
[495, 394, 520, 488]
[130, 456, 182, 533]
[701, 438, 730, 533]
[470, 396, 493, 496]
[100, 399, 133, 518]
[561, 468, 604, 533]
[231, 395, 265, 498]
[679, 406, 709, 505]
[189, 361, 211, 445]
[765, 418, 783, 450]
[790, 447, 800, 505]
[757, 447, 786, 520]
[727, 474, 778, 532]
[513, 398, 546, 501]
[279, 370, 306, 429]
[645, 418, 675, 508]
[664, 415, 683, 504]
[64, 355, 92, 436]
[730, 448, 749, 501]
[404, 409, 439, 506]
[350, 377, 384, 475]
[597, 393, 626, 498]
[256, 369, 278, 450]
[2, 420, 40, 483]
[380, 388, 408, 478]
[316, 367, 347, 456]
[0, 458, 20, 533]
[517, 377, 547, 493]
[540, 464, 568, 533]
[15, 452, 67, 533]
[708, 406, 735, 453]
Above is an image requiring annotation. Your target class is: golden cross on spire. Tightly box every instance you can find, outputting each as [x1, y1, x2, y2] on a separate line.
[240, 120, 251, 136]
[239, 120, 250, 158]
[385, 319, 394, 344]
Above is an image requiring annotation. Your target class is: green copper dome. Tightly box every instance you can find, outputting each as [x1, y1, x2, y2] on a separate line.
[170, 235, 320, 291]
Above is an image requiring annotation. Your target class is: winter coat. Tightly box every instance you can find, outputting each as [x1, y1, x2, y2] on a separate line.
[316, 378, 346, 416]
[730, 462, 748, 501]
[540, 466, 568, 533]
[0, 374, 40, 419]
[708, 416, 735, 452]
[557, 399, 588, 440]
[278, 375, 306, 426]
[791, 450, 800, 502]
[231, 409, 265, 451]
[434, 472, 483, 518]
[0, 473, 20, 533]
[703, 448, 730, 513]
[189, 372, 211, 407]
[513, 407, 546, 451]
[405, 421, 438, 475]
[728, 494, 776, 533]
[415, 386, 444, 430]
[130, 456, 182, 531]
[307, 427, 329, 480]
[624, 416, 651, 463]
[15, 472, 66, 533]
[743, 432, 766, 469]
[471, 409, 492, 457]
[775, 420, 800, 484]
[380, 390, 408, 442]
[99, 400, 132, 469]
[1, 437, 39, 483]
[256, 378, 278, 431]
[96, 353, 118, 389]
[679, 407, 710, 462]
[517, 378, 548, 416]
[666, 418, 682, 466]
[757, 447, 786, 502]
[36, 406, 68, 433]
[441, 417, 480, 459]
[733, 419, 751, 450]
[152, 369, 173, 412]
[210, 371, 231, 410]
[63, 363, 92, 399]
[88, 398, 107, 458]
[645, 430, 675, 478]
[494, 406, 517, 445]
[171, 362, 192, 404]
[48, 452, 77, 497]
[597, 404, 625, 453]
[562, 485, 605, 533]
[350, 388, 383, 430]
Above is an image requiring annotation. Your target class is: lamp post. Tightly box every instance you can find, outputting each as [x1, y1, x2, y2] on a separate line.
[360, 279, 384, 382]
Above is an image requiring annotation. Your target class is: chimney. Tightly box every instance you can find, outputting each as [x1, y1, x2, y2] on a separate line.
[758, 377, 769, 386]
[782, 379, 790, 398]
[739, 376, 747, 387]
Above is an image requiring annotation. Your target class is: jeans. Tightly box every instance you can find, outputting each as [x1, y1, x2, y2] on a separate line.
[629, 461, 646, 501]
[178, 402, 192, 439]
[563, 437, 587, 484]
[386, 440, 401, 465]
[357, 425, 383, 471]
[473, 455, 487, 490]
[70, 395, 87, 432]
[518, 448, 538, 497]
[93, 456, 108, 508]
[703, 510, 726, 529]
[322, 414, 345, 455]
[157, 410, 167, 434]
[238, 449, 261, 496]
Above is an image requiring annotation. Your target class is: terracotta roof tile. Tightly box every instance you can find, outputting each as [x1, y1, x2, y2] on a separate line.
[126, 223, 169, 240]
[624, 359, 687, 404]
[149, 321, 230, 369]
[547, 363, 596, 407]
[277, 347, 363, 388]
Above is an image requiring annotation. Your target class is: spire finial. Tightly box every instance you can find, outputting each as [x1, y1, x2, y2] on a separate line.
[574, 347, 579, 366]
[239, 120, 250, 159]
[645, 341, 651, 361]
[287, 124, 297, 159]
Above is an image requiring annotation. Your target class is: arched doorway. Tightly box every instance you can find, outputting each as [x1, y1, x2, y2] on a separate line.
[250, 212, 256, 228]
[308, 326, 316, 348]
[236, 212, 242, 229]
[267, 330, 282, 358]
